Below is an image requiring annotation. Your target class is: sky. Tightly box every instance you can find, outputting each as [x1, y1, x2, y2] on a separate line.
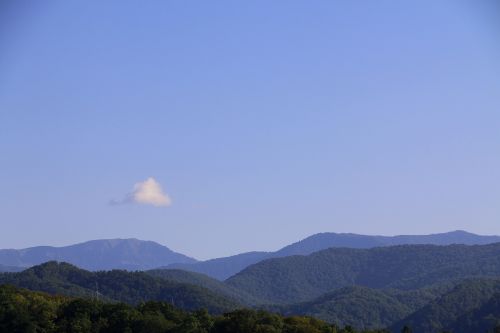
[1, 0, 499, 260]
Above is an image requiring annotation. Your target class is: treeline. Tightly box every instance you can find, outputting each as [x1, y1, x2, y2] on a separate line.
[0, 284, 398, 333]
[0, 261, 239, 313]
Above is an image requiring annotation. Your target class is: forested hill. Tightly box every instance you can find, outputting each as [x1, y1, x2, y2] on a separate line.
[166, 230, 500, 280]
[266, 285, 452, 330]
[3, 279, 500, 333]
[0, 284, 391, 333]
[167, 251, 270, 281]
[390, 278, 500, 333]
[3, 261, 500, 332]
[226, 243, 500, 304]
[146, 268, 261, 306]
[0, 261, 238, 313]
[1, 231, 498, 278]
[0, 238, 196, 271]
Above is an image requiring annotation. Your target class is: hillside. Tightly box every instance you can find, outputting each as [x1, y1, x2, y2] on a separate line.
[226, 243, 500, 304]
[267, 284, 455, 330]
[167, 231, 500, 280]
[449, 292, 500, 333]
[0, 238, 196, 271]
[1, 231, 497, 279]
[390, 278, 500, 333]
[166, 251, 270, 280]
[270, 286, 412, 330]
[0, 284, 379, 333]
[0, 262, 239, 313]
[147, 268, 261, 305]
[3, 262, 500, 332]
[274, 230, 500, 257]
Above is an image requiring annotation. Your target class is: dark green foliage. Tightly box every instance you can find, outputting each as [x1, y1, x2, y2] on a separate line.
[449, 293, 500, 333]
[267, 287, 414, 330]
[226, 243, 500, 304]
[4, 245, 500, 333]
[391, 278, 500, 333]
[0, 262, 240, 313]
[0, 285, 388, 333]
[147, 269, 261, 306]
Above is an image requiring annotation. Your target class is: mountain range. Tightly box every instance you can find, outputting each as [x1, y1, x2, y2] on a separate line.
[1, 230, 500, 278]
[0, 238, 196, 271]
[167, 230, 500, 280]
[4, 240, 500, 332]
[0, 261, 237, 313]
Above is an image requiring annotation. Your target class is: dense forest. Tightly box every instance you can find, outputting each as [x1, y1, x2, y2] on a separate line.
[0, 262, 238, 313]
[0, 285, 393, 333]
[162, 231, 500, 280]
[3, 242, 500, 332]
[226, 243, 500, 304]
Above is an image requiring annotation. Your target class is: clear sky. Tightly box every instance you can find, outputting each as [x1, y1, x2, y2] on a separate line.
[1, 1, 499, 260]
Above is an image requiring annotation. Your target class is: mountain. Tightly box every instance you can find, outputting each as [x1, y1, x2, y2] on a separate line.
[274, 230, 500, 257]
[0, 285, 343, 333]
[449, 292, 500, 333]
[147, 268, 261, 306]
[4, 261, 500, 332]
[166, 230, 500, 280]
[226, 243, 500, 304]
[0, 238, 196, 271]
[1, 231, 498, 278]
[0, 261, 239, 313]
[166, 251, 270, 281]
[390, 278, 500, 333]
[267, 284, 455, 330]
[270, 286, 413, 330]
[0, 264, 23, 273]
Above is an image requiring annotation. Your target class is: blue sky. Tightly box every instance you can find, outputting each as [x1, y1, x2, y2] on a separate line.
[1, 1, 499, 259]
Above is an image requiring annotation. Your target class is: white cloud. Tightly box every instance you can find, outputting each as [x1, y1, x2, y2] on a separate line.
[112, 177, 172, 207]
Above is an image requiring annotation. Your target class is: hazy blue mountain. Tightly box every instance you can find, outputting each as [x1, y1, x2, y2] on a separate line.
[0, 239, 196, 271]
[226, 243, 500, 304]
[1, 231, 498, 278]
[166, 251, 270, 280]
[167, 231, 500, 280]
[274, 230, 500, 257]
[0, 264, 24, 272]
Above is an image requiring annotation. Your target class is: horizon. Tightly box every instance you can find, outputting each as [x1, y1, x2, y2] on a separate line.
[1, 1, 500, 260]
[2, 229, 499, 261]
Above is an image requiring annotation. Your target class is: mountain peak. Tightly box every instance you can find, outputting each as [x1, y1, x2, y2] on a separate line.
[0, 239, 196, 271]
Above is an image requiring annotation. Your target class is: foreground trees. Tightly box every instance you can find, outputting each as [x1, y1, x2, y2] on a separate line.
[0, 285, 393, 333]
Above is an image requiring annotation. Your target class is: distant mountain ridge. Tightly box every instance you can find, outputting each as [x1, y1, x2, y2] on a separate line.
[226, 243, 500, 304]
[1, 231, 499, 276]
[167, 230, 500, 280]
[0, 264, 24, 273]
[5, 245, 500, 332]
[167, 251, 271, 281]
[274, 230, 500, 257]
[0, 238, 196, 271]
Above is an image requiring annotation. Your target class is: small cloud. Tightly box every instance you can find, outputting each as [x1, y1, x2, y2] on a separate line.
[111, 177, 172, 207]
